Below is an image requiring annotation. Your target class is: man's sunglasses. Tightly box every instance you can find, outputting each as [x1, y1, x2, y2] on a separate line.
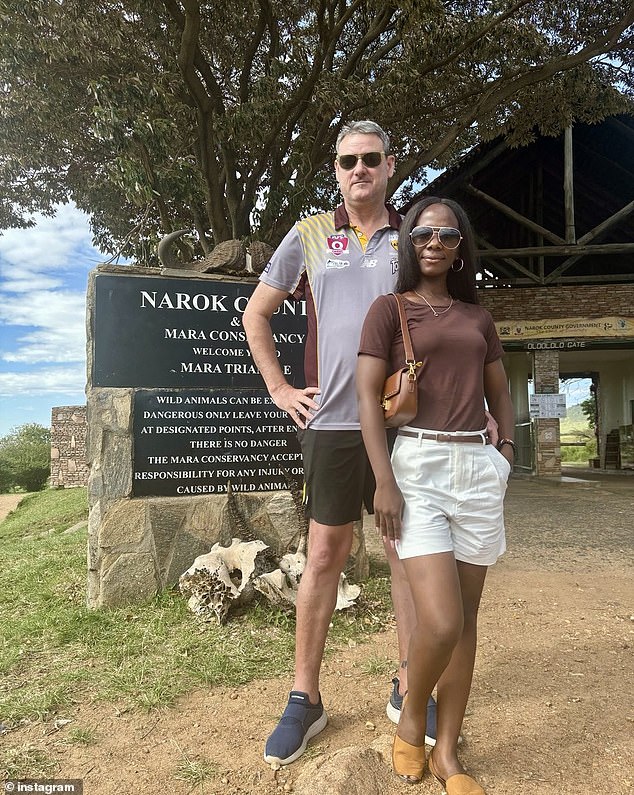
[410, 226, 463, 250]
[336, 151, 386, 170]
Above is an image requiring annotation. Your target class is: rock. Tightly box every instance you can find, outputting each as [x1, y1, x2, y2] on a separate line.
[248, 241, 275, 274]
[294, 745, 390, 795]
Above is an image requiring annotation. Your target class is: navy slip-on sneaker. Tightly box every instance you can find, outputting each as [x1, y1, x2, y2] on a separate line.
[264, 690, 328, 766]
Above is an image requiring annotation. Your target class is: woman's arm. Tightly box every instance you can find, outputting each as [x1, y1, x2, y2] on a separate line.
[357, 353, 404, 544]
[484, 358, 515, 466]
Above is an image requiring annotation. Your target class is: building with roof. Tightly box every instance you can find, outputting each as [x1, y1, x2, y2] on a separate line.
[409, 114, 634, 475]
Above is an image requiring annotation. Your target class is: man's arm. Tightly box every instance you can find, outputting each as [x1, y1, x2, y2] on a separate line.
[242, 282, 320, 428]
[485, 410, 499, 448]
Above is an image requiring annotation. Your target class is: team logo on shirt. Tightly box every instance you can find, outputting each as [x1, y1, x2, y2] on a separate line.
[327, 234, 349, 255]
[325, 258, 350, 269]
[390, 232, 399, 250]
[391, 257, 398, 274]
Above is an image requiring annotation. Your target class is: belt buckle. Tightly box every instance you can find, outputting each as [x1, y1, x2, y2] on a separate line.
[436, 433, 452, 443]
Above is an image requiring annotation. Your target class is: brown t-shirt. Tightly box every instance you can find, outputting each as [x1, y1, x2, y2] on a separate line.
[358, 294, 504, 431]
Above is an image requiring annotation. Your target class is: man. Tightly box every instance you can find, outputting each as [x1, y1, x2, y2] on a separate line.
[243, 120, 430, 766]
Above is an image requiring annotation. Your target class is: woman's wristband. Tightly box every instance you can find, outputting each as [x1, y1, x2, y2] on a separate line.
[497, 438, 516, 454]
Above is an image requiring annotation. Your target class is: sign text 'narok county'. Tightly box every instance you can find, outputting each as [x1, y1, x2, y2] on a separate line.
[93, 274, 306, 388]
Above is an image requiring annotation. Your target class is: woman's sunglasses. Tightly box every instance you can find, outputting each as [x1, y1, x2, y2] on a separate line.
[336, 151, 386, 170]
[409, 226, 463, 250]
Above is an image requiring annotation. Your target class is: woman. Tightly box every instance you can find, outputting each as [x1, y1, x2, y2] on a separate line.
[357, 197, 514, 792]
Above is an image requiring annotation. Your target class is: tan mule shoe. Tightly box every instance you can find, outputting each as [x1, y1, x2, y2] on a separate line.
[392, 733, 426, 784]
[428, 752, 485, 795]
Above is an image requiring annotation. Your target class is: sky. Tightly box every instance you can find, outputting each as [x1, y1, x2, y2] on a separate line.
[0, 204, 593, 439]
[0, 203, 106, 438]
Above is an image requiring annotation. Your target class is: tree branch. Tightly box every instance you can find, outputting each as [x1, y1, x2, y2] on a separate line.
[340, 5, 397, 80]
[239, 8, 267, 102]
[412, 0, 534, 81]
[162, 0, 225, 112]
[164, 0, 230, 240]
[391, 4, 634, 190]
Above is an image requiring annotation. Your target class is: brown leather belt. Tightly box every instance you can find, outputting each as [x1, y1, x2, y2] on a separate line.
[398, 429, 489, 444]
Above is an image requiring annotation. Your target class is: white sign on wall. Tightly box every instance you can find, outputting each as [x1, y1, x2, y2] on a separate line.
[529, 393, 567, 419]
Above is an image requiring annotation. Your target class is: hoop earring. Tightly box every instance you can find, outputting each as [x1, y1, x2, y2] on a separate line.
[451, 258, 464, 272]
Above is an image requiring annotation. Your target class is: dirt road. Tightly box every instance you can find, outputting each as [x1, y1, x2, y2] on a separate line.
[3, 472, 633, 794]
[0, 492, 25, 522]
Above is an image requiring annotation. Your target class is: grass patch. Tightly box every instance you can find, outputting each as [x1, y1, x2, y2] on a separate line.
[360, 655, 394, 676]
[0, 489, 395, 726]
[1, 743, 58, 779]
[0, 487, 88, 541]
[173, 750, 217, 784]
[64, 727, 98, 745]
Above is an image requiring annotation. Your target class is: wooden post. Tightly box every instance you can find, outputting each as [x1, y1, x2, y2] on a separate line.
[536, 163, 544, 280]
[564, 126, 576, 244]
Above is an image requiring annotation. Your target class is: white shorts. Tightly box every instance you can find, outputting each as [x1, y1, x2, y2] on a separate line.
[392, 426, 508, 566]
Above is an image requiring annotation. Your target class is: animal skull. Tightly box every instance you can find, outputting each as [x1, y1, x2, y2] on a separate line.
[179, 538, 274, 624]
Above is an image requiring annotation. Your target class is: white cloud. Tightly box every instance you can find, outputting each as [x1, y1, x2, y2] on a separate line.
[0, 365, 86, 397]
[0, 203, 100, 272]
[3, 327, 85, 363]
[0, 289, 87, 364]
[0, 288, 86, 329]
[0, 275, 65, 293]
[0, 203, 102, 416]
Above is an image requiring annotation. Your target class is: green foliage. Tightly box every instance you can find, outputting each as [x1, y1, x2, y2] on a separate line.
[0, 423, 51, 492]
[580, 396, 597, 429]
[560, 438, 597, 463]
[560, 401, 597, 463]
[1, 0, 632, 261]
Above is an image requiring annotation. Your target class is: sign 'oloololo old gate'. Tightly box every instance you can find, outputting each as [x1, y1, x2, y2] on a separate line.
[86, 265, 368, 608]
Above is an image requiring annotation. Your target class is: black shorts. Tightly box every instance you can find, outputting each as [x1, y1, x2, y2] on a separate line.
[298, 429, 383, 526]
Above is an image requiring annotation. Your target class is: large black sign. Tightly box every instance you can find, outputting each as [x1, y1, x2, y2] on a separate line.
[133, 389, 303, 497]
[93, 273, 306, 388]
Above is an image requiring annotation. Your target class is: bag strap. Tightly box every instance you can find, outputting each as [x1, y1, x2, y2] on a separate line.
[393, 293, 422, 378]
[393, 293, 414, 362]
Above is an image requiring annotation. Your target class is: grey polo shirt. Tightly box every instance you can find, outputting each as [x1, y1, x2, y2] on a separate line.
[259, 204, 401, 430]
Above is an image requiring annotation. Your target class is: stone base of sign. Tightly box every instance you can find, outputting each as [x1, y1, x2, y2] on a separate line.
[88, 495, 369, 609]
[86, 268, 369, 608]
[86, 386, 368, 608]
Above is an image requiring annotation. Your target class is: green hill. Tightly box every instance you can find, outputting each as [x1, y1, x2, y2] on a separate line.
[560, 402, 593, 439]
[559, 403, 596, 465]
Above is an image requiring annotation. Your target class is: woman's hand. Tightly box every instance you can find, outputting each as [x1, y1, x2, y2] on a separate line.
[374, 481, 405, 546]
[499, 447, 514, 472]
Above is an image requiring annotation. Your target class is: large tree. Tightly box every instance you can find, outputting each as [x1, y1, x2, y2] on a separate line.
[1, 0, 633, 264]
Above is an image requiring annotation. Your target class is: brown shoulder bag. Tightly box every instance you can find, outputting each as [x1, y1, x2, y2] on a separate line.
[380, 293, 422, 428]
